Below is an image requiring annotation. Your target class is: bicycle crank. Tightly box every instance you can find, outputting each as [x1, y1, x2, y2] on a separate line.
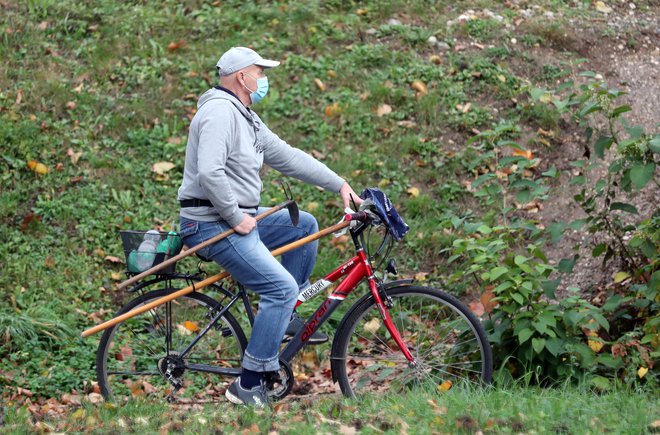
[266, 358, 294, 401]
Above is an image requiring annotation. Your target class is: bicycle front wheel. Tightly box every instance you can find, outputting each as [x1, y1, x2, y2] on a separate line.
[331, 285, 492, 398]
[96, 289, 247, 401]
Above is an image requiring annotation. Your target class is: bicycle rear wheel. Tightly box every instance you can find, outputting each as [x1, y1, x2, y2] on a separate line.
[331, 285, 492, 398]
[96, 289, 247, 401]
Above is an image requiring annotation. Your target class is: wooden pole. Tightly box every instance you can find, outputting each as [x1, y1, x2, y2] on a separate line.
[116, 200, 293, 290]
[81, 220, 350, 337]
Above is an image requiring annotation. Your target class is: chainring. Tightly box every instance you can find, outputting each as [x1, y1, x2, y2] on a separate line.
[266, 359, 294, 400]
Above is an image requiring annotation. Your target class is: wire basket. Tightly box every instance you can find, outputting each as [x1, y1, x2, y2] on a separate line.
[119, 230, 182, 275]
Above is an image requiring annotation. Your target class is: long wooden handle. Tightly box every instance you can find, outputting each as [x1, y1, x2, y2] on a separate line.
[81, 220, 350, 337]
[116, 200, 293, 290]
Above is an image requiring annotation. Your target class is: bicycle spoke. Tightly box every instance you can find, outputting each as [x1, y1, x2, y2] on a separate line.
[98, 290, 246, 401]
[333, 286, 492, 397]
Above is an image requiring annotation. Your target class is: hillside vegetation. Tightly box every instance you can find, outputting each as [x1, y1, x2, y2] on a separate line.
[0, 0, 658, 431]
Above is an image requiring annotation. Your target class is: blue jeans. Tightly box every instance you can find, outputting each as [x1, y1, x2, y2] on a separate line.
[178, 207, 319, 372]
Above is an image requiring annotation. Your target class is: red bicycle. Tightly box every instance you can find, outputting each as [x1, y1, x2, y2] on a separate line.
[94, 205, 493, 401]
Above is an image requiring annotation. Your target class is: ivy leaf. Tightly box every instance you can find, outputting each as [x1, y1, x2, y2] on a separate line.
[518, 328, 533, 344]
[610, 202, 638, 214]
[542, 166, 558, 177]
[541, 279, 561, 299]
[602, 294, 625, 311]
[532, 338, 546, 353]
[530, 88, 548, 101]
[625, 124, 644, 140]
[558, 255, 578, 273]
[578, 102, 602, 117]
[649, 135, 660, 153]
[548, 222, 565, 244]
[611, 105, 631, 117]
[545, 338, 564, 356]
[590, 376, 611, 390]
[489, 266, 508, 280]
[593, 136, 613, 159]
[629, 163, 655, 189]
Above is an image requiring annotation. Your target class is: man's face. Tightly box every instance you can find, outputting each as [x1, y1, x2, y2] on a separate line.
[240, 66, 266, 92]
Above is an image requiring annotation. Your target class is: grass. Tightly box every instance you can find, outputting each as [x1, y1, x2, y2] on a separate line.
[2, 384, 657, 433]
[1, 0, 658, 430]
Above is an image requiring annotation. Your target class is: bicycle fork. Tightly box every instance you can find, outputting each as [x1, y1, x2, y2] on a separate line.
[360, 251, 418, 368]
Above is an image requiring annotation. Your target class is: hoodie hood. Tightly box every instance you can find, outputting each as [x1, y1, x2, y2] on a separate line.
[197, 87, 260, 128]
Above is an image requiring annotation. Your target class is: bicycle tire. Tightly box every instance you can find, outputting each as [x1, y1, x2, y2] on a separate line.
[96, 288, 247, 401]
[331, 285, 492, 398]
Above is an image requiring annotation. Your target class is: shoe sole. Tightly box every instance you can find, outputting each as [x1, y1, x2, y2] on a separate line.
[225, 387, 266, 408]
[225, 388, 266, 408]
[225, 388, 244, 405]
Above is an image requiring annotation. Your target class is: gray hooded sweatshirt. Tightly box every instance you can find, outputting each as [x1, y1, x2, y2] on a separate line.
[178, 87, 345, 227]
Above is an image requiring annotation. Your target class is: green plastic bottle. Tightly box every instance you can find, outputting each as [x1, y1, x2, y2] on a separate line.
[127, 250, 140, 273]
[157, 231, 182, 256]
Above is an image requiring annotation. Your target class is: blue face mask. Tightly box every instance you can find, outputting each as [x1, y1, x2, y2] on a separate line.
[245, 74, 269, 104]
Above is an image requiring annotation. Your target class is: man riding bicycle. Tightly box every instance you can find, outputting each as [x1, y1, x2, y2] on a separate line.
[177, 46, 362, 407]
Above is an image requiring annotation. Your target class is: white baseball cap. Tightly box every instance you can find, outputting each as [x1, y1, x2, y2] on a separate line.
[216, 47, 280, 76]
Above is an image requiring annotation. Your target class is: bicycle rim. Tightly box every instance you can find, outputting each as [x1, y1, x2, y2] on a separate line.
[96, 289, 247, 402]
[333, 285, 492, 397]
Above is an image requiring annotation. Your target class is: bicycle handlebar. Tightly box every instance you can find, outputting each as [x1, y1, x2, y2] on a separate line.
[344, 211, 370, 222]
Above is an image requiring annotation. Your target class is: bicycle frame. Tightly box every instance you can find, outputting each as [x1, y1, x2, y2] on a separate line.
[173, 220, 417, 378]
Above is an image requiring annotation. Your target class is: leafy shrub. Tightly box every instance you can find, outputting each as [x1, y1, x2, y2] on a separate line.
[448, 79, 659, 387]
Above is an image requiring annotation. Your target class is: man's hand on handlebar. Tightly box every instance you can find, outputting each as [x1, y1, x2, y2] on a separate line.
[339, 182, 363, 210]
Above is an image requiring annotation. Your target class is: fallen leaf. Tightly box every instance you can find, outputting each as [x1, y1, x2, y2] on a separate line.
[512, 148, 533, 159]
[27, 160, 48, 174]
[437, 380, 452, 392]
[311, 149, 326, 159]
[87, 393, 103, 404]
[183, 321, 200, 333]
[411, 80, 427, 95]
[66, 101, 76, 110]
[407, 186, 420, 197]
[637, 367, 648, 378]
[469, 300, 485, 317]
[613, 271, 630, 283]
[377, 104, 392, 117]
[37, 21, 48, 30]
[595, 1, 612, 13]
[104, 255, 122, 264]
[363, 317, 381, 334]
[356, 8, 368, 15]
[20, 212, 42, 231]
[15, 89, 23, 105]
[537, 128, 555, 137]
[414, 272, 428, 281]
[152, 161, 175, 175]
[326, 70, 338, 78]
[588, 338, 604, 353]
[456, 103, 471, 113]
[67, 148, 83, 166]
[481, 287, 498, 313]
[397, 120, 417, 128]
[111, 272, 122, 280]
[167, 40, 186, 52]
[429, 55, 442, 65]
[314, 78, 326, 91]
[324, 102, 341, 117]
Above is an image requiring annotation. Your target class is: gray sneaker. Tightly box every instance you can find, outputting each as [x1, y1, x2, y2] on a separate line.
[283, 312, 329, 344]
[225, 377, 269, 408]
